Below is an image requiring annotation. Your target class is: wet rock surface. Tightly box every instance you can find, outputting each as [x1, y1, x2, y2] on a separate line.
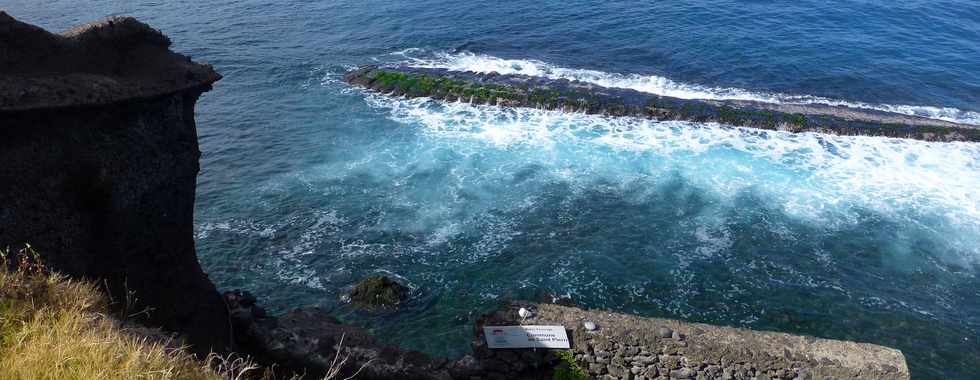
[350, 275, 409, 309]
[344, 65, 979, 142]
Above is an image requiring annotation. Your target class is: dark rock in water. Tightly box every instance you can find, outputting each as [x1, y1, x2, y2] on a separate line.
[343, 65, 980, 142]
[350, 275, 408, 308]
[0, 13, 226, 354]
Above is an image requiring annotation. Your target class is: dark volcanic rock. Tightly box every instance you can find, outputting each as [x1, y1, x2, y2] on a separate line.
[0, 13, 227, 353]
[225, 290, 455, 380]
[350, 275, 408, 308]
[0, 12, 221, 111]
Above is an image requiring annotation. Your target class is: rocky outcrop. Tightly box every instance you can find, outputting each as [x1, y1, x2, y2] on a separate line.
[225, 290, 460, 379]
[345, 66, 980, 142]
[0, 13, 228, 354]
[350, 275, 409, 309]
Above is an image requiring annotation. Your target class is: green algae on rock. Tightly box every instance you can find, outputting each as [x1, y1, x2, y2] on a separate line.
[349, 275, 408, 308]
[344, 65, 980, 142]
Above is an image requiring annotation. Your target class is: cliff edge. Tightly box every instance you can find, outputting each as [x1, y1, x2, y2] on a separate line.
[0, 11, 220, 110]
[0, 13, 228, 353]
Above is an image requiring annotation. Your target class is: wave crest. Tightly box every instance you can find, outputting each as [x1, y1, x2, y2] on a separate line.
[399, 51, 980, 126]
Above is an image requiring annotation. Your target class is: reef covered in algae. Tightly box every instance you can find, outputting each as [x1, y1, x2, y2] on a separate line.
[345, 65, 980, 142]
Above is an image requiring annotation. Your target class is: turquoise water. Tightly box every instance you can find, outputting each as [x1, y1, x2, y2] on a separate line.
[8, 1, 980, 377]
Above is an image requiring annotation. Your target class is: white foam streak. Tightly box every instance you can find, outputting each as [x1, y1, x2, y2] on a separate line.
[363, 92, 980, 262]
[404, 51, 980, 125]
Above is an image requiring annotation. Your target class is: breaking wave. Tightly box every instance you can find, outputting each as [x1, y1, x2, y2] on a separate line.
[400, 51, 980, 126]
[361, 91, 980, 263]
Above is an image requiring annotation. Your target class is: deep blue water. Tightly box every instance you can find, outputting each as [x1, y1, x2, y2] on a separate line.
[7, 1, 980, 378]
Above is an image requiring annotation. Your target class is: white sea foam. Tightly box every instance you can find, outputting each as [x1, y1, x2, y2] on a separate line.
[361, 92, 980, 264]
[402, 51, 980, 126]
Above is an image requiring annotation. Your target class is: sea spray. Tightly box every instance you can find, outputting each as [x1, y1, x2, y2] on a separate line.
[402, 51, 980, 126]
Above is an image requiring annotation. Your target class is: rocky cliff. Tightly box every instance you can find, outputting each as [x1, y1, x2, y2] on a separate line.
[0, 13, 913, 379]
[0, 12, 229, 354]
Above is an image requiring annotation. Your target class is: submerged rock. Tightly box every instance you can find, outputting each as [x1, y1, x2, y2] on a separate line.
[350, 275, 408, 308]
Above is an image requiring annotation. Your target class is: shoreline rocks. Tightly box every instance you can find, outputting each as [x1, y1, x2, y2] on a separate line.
[224, 290, 461, 379]
[344, 65, 980, 142]
[225, 295, 910, 379]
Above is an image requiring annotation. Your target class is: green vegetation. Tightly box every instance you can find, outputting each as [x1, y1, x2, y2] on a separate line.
[789, 113, 806, 127]
[551, 350, 589, 380]
[365, 69, 533, 104]
[357, 68, 980, 142]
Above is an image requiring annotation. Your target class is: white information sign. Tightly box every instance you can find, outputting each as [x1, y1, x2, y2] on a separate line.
[484, 325, 570, 349]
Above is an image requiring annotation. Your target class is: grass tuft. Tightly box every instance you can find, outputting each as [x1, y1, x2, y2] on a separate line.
[0, 245, 230, 379]
[551, 350, 589, 380]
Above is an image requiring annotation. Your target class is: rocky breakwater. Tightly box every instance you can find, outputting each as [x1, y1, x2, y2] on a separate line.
[0, 13, 229, 353]
[474, 302, 910, 380]
[345, 65, 980, 142]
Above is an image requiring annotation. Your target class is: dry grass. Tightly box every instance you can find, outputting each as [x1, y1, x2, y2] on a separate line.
[0, 245, 237, 379]
[0, 245, 370, 380]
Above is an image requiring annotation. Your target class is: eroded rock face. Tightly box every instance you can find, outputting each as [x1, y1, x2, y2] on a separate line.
[224, 290, 454, 380]
[0, 12, 220, 110]
[0, 13, 227, 354]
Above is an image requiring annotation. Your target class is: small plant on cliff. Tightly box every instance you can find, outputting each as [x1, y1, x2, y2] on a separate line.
[551, 350, 589, 380]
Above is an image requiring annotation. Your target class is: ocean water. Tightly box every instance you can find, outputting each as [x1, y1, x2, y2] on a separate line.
[7, 1, 980, 378]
